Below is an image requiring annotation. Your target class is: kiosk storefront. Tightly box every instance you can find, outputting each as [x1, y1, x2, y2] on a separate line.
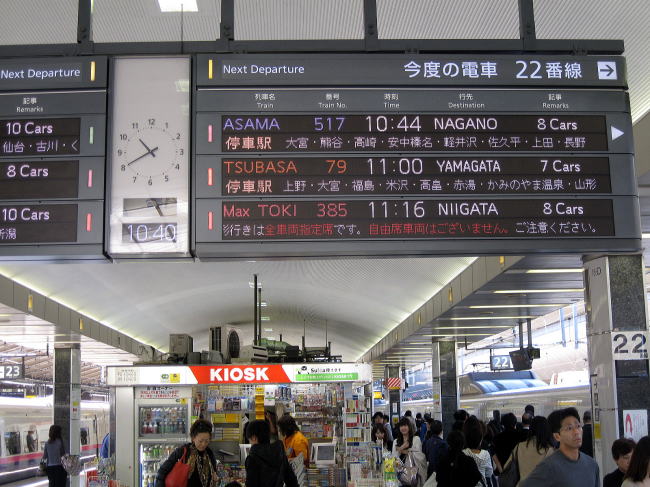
[106, 363, 372, 487]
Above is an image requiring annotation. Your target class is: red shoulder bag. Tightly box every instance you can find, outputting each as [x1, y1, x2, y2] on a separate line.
[165, 447, 190, 487]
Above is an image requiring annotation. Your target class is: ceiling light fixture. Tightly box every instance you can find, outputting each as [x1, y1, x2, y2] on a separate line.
[446, 315, 534, 320]
[424, 333, 493, 337]
[263, 328, 273, 332]
[493, 288, 584, 294]
[434, 325, 512, 330]
[260, 316, 270, 321]
[468, 304, 562, 309]
[158, 0, 198, 12]
[505, 268, 582, 274]
[525, 268, 583, 274]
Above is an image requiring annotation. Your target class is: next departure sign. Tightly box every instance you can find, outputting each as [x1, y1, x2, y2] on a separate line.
[0, 58, 106, 259]
[193, 53, 640, 258]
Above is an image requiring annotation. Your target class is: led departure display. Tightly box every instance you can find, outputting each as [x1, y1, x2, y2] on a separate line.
[217, 198, 614, 240]
[0, 118, 81, 156]
[219, 114, 609, 152]
[0, 160, 79, 199]
[217, 156, 612, 195]
[193, 53, 639, 257]
[0, 58, 107, 258]
[0, 203, 77, 243]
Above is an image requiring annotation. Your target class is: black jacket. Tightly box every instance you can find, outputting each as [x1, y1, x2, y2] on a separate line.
[245, 441, 299, 487]
[435, 450, 483, 487]
[155, 444, 217, 487]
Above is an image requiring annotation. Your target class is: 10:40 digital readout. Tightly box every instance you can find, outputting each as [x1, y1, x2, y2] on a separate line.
[122, 223, 177, 243]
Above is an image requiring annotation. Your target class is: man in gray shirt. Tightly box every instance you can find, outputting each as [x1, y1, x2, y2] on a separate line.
[521, 407, 599, 487]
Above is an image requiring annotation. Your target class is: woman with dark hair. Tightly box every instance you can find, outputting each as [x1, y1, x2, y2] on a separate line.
[504, 416, 554, 486]
[392, 417, 427, 487]
[42, 425, 67, 487]
[462, 417, 493, 487]
[372, 423, 392, 451]
[155, 419, 218, 487]
[245, 420, 298, 487]
[277, 414, 309, 466]
[436, 430, 483, 487]
[622, 436, 650, 487]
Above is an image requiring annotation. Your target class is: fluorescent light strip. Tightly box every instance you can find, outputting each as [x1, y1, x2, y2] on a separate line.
[493, 289, 584, 294]
[468, 304, 562, 309]
[158, 0, 198, 12]
[434, 325, 512, 330]
[506, 268, 582, 274]
[643, 233, 650, 239]
[447, 315, 534, 320]
[424, 333, 492, 337]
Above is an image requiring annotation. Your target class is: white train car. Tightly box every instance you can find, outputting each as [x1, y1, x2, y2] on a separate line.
[397, 384, 591, 422]
[0, 396, 109, 485]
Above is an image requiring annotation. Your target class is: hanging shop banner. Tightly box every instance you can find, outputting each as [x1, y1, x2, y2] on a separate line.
[136, 386, 192, 400]
[107, 363, 372, 386]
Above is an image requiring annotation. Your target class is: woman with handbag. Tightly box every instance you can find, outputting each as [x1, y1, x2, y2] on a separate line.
[155, 419, 218, 487]
[42, 425, 67, 487]
[392, 417, 427, 487]
[501, 416, 554, 487]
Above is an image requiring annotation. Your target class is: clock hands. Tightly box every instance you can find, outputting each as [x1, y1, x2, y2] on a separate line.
[138, 138, 156, 157]
[127, 141, 159, 166]
[146, 198, 164, 217]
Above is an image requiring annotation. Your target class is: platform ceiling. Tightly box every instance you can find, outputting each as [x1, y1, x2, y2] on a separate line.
[0, 1, 649, 369]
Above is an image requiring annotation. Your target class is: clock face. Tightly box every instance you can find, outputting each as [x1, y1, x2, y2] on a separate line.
[108, 57, 190, 256]
[116, 120, 184, 186]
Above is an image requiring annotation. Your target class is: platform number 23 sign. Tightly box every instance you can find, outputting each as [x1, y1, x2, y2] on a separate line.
[0, 364, 23, 379]
[612, 331, 649, 360]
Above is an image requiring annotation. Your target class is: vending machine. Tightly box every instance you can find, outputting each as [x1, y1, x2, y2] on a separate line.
[135, 386, 192, 487]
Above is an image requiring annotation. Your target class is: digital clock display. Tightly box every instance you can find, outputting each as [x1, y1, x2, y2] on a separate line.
[217, 198, 615, 240]
[219, 114, 609, 152]
[217, 156, 611, 196]
[122, 223, 178, 243]
[0, 203, 77, 243]
[0, 118, 81, 156]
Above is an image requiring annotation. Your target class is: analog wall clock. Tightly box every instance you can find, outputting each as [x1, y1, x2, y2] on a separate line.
[108, 57, 190, 256]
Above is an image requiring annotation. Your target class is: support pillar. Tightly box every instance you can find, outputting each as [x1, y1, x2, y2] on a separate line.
[54, 344, 81, 487]
[437, 341, 459, 436]
[385, 365, 401, 428]
[430, 341, 443, 422]
[583, 254, 650, 477]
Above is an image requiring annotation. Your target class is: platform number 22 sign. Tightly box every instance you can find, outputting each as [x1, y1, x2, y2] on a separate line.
[612, 331, 649, 360]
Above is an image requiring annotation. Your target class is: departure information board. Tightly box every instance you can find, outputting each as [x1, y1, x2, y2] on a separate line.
[194, 53, 639, 258]
[0, 57, 107, 259]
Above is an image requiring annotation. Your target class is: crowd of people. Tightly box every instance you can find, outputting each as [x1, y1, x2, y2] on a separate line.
[44, 404, 650, 487]
[370, 406, 650, 487]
